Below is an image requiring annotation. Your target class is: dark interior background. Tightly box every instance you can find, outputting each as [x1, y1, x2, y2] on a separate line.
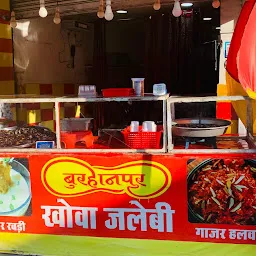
[91, 2, 220, 94]
[89, 2, 220, 128]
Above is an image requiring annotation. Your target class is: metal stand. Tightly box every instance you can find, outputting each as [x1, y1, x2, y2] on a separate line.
[185, 137, 217, 149]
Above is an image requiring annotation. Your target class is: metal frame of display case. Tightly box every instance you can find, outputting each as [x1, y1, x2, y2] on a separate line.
[0, 94, 169, 153]
[167, 95, 256, 154]
[0, 94, 255, 154]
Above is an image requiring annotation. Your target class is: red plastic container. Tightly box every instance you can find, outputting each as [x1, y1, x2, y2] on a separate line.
[102, 88, 134, 97]
[122, 126, 162, 149]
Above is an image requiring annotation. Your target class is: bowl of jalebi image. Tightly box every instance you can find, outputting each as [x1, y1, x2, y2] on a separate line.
[188, 159, 256, 225]
[0, 158, 31, 216]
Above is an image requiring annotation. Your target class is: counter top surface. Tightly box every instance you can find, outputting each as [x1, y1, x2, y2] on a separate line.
[0, 94, 169, 103]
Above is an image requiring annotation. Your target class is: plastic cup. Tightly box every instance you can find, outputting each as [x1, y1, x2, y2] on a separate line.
[142, 121, 156, 132]
[131, 78, 145, 96]
[142, 122, 148, 132]
[130, 121, 139, 132]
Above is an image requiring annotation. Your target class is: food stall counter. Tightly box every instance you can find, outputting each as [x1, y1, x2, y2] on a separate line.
[0, 94, 254, 256]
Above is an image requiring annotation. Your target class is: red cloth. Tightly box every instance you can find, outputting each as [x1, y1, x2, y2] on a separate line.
[237, 3, 256, 94]
[226, 0, 256, 82]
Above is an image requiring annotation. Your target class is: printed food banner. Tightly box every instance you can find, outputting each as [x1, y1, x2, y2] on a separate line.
[0, 154, 255, 247]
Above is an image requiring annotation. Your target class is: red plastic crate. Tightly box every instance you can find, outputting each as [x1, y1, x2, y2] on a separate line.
[122, 126, 162, 149]
[102, 88, 134, 97]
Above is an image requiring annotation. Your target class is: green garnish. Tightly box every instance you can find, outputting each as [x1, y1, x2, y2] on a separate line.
[251, 167, 256, 173]
[10, 204, 14, 211]
[17, 181, 20, 185]
[0, 158, 10, 163]
[12, 195, 16, 200]
[0, 201, 3, 204]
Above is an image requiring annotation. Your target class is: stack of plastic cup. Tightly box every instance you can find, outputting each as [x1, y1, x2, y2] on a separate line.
[131, 78, 145, 96]
[130, 121, 139, 132]
[78, 85, 97, 97]
[142, 121, 157, 132]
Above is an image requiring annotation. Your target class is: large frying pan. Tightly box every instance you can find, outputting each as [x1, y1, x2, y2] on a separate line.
[172, 118, 231, 138]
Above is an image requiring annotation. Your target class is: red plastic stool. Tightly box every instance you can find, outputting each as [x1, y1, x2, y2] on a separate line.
[61, 131, 94, 149]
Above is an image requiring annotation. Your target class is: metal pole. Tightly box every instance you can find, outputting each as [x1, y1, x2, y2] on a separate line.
[167, 98, 173, 151]
[246, 98, 253, 138]
[54, 101, 61, 149]
[162, 99, 167, 152]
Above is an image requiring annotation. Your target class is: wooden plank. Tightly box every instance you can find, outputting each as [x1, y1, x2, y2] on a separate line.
[168, 95, 248, 104]
[57, 94, 170, 103]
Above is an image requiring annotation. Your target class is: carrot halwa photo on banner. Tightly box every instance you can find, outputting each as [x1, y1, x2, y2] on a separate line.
[187, 159, 256, 225]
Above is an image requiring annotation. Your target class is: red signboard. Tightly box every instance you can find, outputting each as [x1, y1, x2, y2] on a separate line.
[0, 154, 255, 245]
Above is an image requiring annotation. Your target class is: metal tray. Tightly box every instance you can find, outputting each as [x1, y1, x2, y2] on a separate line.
[172, 118, 231, 138]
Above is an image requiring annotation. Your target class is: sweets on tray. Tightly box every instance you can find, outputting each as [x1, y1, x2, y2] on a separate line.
[0, 126, 56, 147]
